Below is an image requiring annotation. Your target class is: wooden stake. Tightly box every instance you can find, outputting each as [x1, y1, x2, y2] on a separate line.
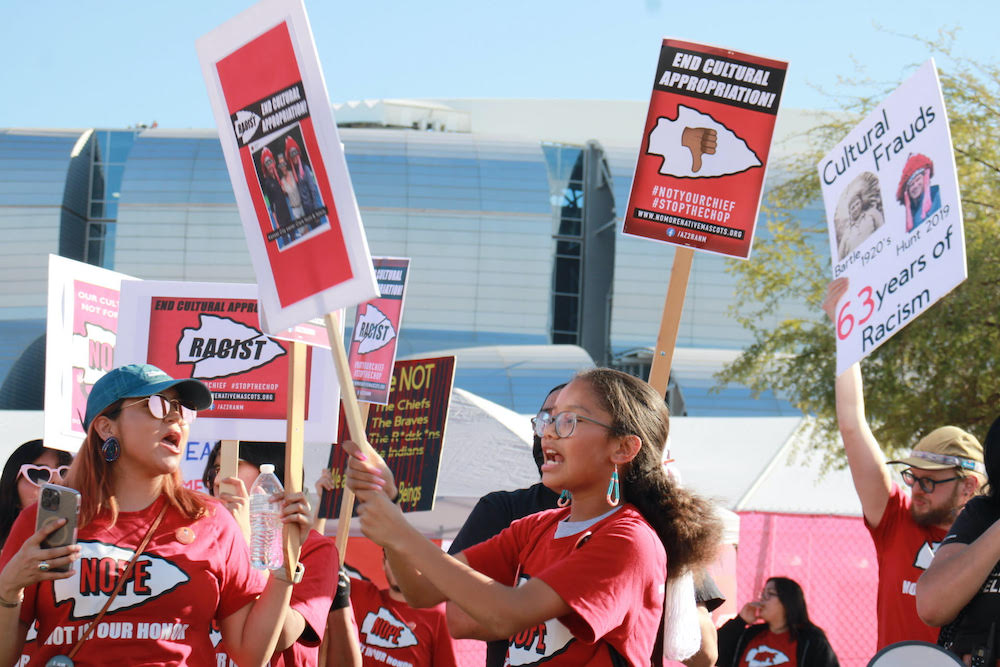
[323, 311, 378, 565]
[282, 340, 307, 578]
[218, 440, 239, 497]
[647, 246, 694, 398]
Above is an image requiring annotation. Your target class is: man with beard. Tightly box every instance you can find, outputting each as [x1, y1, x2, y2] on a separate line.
[824, 278, 985, 650]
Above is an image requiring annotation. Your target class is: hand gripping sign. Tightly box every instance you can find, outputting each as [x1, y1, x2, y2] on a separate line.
[196, 0, 378, 336]
[819, 60, 966, 376]
[622, 39, 786, 394]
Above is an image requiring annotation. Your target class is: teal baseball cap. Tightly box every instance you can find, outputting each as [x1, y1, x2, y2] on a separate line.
[83, 363, 213, 431]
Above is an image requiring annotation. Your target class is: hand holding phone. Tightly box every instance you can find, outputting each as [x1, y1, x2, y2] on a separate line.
[35, 484, 81, 572]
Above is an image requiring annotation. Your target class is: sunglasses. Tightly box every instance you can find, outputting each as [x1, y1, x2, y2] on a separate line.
[122, 394, 198, 423]
[19, 464, 71, 487]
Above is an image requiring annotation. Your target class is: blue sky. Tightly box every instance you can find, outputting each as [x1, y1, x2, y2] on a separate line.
[2, 0, 995, 129]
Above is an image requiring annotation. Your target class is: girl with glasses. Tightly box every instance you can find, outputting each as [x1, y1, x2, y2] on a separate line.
[345, 368, 722, 665]
[0, 440, 73, 548]
[718, 577, 839, 667]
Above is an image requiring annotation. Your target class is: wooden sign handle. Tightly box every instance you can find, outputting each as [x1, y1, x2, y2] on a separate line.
[282, 340, 307, 578]
[648, 246, 694, 398]
[218, 440, 239, 497]
[323, 311, 378, 565]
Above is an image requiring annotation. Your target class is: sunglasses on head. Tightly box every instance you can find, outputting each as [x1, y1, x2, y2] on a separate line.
[19, 464, 71, 487]
[122, 394, 198, 423]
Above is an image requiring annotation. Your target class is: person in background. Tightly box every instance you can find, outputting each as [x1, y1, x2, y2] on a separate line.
[205, 440, 342, 667]
[918, 414, 1000, 664]
[0, 364, 304, 666]
[348, 550, 457, 667]
[0, 440, 72, 547]
[717, 576, 839, 667]
[824, 278, 985, 649]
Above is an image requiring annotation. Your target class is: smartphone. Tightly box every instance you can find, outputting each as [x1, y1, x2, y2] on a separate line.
[35, 484, 81, 572]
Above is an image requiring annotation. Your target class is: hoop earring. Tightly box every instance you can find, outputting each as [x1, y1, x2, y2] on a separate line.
[102, 436, 121, 463]
[606, 464, 620, 507]
[557, 490, 572, 507]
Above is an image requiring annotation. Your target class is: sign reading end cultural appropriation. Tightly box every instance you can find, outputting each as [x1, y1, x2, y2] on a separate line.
[623, 38, 787, 259]
[197, 0, 377, 333]
[115, 280, 339, 443]
[320, 356, 456, 518]
[819, 60, 966, 376]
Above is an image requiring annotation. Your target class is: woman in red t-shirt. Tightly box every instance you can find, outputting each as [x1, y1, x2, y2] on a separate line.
[718, 577, 839, 667]
[344, 368, 722, 666]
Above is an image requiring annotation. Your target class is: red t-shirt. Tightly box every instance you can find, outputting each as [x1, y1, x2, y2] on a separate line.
[866, 484, 946, 648]
[0, 495, 265, 666]
[740, 628, 797, 667]
[350, 577, 458, 667]
[462, 505, 666, 667]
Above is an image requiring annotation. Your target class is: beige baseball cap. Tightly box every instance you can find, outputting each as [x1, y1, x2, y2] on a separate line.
[887, 426, 985, 474]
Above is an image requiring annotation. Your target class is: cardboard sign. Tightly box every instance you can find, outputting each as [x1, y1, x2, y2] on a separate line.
[348, 257, 411, 405]
[623, 39, 787, 259]
[320, 356, 456, 518]
[197, 0, 378, 333]
[819, 60, 965, 375]
[43, 256, 135, 451]
[115, 280, 339, 442]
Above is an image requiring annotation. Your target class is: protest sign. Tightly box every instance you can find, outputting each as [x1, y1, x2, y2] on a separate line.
[623, 38, 787, 260]
[43, 256, 135, 452]
[115, 280, 338, 442]
[320, 356, 456, 518]
[348, 257, 411, 405]
[196, 0, 377, 334]
[819, 60, 965, 376]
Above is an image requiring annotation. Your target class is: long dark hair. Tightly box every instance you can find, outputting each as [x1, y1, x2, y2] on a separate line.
[577, 368, 721, 576]
[0, 440, 74, 545]
[769, 577, 814, 641]
[202, 441, 287, 495]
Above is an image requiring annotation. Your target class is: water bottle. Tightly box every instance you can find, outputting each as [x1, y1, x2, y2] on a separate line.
[249, 464, 284, 570]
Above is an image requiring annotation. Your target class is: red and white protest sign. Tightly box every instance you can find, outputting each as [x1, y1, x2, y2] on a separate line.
[115, 280, 339, 443]
[197, 0, 377, 333]
[623, 39, 787, 260]
[44, 256, 135, 451]
[348, 257, 411, 405]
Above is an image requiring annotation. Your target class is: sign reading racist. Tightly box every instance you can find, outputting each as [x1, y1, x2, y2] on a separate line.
[115, 280, 339, 443]
[197, 0, 377, 333]
[320, 356, 456, 518]
[820, 60, 966, 375]
[623, 39, 787, 259]
[348, 257, 411, 405]
[44, 256, 135, 451]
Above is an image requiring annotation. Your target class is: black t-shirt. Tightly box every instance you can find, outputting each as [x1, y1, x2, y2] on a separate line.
[939, 496, 1000, 655]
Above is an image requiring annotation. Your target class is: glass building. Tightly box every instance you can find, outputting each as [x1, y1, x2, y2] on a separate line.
[0, 100, 822, 415]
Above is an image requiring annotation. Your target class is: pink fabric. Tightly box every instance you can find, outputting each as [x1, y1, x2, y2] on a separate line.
[736, 512, 878, 667]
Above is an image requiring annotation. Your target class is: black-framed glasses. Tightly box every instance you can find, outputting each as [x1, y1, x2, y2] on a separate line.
[531, 410, 615, 439]
[123, 395, 197, 423]
[760, 588, 778, 601]
[18, 464, 71, 487]
[901, 469, 959, 494]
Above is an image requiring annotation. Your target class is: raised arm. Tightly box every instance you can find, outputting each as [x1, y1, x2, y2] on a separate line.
[823, 278, 892, 527]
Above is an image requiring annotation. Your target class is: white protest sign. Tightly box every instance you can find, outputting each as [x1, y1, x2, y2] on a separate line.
[44, 256, 135, 452]
[196, 0, 378, 334]
[115, 280, 339, 443]
[819, 60, 965, 376]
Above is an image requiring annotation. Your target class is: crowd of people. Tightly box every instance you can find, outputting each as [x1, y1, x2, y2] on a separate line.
[1, 277, 998, 666]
